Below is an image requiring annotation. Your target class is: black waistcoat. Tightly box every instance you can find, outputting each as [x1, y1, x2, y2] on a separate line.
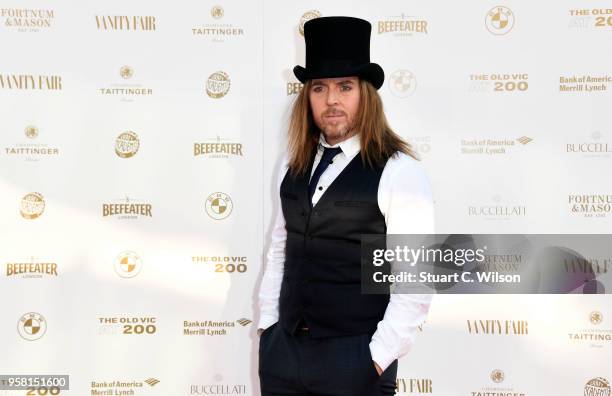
[278, 151, 390, 338]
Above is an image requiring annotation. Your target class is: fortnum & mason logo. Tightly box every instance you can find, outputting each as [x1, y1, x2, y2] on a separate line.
[1, 8, 55, 32]
[568, 194, 612, 218]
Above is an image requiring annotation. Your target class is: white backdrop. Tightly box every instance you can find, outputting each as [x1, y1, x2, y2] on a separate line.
[1, 1, 611, 395]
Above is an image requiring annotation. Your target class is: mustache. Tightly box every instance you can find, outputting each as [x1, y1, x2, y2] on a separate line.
[323, 109, 346, 117]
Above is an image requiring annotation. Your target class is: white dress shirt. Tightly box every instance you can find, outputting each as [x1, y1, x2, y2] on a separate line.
[258, 132, 435, 372]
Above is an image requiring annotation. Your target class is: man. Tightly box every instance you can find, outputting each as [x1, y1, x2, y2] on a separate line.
[257, 16, 434, 395]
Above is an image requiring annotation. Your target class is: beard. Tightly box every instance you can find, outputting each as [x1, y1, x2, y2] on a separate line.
[317, 109, 355, 141]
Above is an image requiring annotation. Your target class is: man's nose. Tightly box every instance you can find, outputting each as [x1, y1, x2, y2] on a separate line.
[325, 88, 339, 106]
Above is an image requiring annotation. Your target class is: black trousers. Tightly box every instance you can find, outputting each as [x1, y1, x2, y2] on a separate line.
[258, 322, 398, 396]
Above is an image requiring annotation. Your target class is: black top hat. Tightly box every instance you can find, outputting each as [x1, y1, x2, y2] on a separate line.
[293, 16, 384, 90]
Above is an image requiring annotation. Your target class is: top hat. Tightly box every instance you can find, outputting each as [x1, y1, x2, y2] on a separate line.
[293, 16, 385, 90]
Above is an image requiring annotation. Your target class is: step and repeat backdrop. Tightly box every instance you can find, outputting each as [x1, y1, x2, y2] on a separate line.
[1, 1, 611, 395]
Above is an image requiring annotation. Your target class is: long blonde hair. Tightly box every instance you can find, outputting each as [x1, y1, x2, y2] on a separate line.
[287, 78, 418, 176]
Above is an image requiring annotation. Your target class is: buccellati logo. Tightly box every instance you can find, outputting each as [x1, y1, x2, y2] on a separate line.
[205, 192, 233, 220]
[299, 10, 321, 36]
[20, 192, 45, 219]
[114, 251, 143, 278]
[115, 131, 140, 158]
[18, 312, 47, 341]
[206, 71, 230, 98]
[388, 70, 417, 97]
[485, 6, 514, 35]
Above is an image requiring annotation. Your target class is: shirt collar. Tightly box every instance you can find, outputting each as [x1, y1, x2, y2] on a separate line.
[318, 132, 361, 158]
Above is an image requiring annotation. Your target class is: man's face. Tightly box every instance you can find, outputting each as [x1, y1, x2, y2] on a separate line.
[308, 76, 360, 145]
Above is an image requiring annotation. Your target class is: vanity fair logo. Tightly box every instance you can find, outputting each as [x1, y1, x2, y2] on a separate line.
[0, 74, 62, 90]
[485, 6, 514, 35]
[3, 125, 60, 161]
[1, 8, 54, 32]
[467, 320, 528, 335]
[564, 257, 609, 276]
[95, 15, 156, 31]
[192, 6, 245, 42]
[395, 378, 433, 394]
[98, 66, 153, 101]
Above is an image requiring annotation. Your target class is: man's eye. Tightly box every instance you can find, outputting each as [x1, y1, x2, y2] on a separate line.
[340, 85, 351, 91]
[312, 86, 323, 92]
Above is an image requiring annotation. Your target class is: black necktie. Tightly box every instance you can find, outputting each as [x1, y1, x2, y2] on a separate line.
[308, 146, 342, 203]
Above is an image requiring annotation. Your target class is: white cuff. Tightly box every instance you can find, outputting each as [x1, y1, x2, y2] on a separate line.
[256, 313, 279, 331]
[368, 339, 396, 373]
